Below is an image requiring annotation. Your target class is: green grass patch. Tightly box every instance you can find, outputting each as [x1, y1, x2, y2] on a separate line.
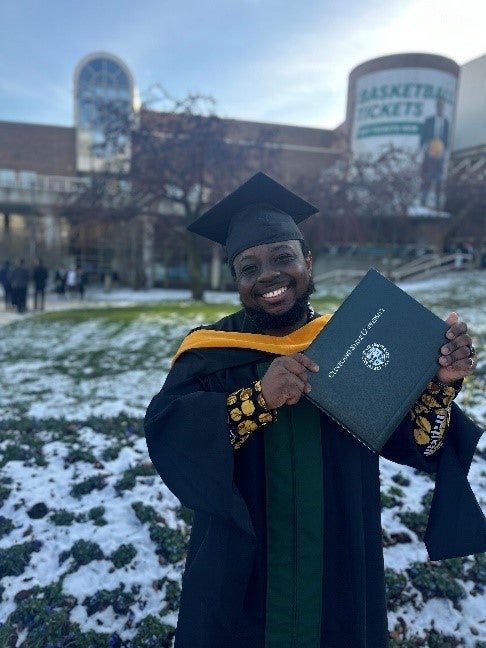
[3, 582, 110, 648]
[115, 464, 158, 493]
[50, 509, 77, 526]
[407, 561, 467, 604]
[88, 506, 108, 527]
[0, 540, 42, 578]
[60, 539, 104, 567]
[0, 516, 15, 539]
[70, 474, 108, 498]
[29, 296, 342, 324]
[33, 302, 237, 323]
[109, 543, 137, 568]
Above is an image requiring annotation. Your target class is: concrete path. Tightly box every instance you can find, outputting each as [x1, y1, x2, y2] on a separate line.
[0, 286, 240, 326]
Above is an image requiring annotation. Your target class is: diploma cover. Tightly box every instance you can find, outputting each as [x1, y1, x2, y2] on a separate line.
[305, 268, 449, 452]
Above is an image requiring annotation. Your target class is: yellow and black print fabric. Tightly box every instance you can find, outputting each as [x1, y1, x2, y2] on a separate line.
[227, 380, 276, 449]
[411, 379, 460, 456]
[228, 377, 460, 454]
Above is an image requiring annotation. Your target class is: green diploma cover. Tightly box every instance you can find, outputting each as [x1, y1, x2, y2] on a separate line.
[305, 268, 449, 452]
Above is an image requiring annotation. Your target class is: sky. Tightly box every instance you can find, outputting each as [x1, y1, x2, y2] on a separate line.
[0, 0, 485, 131]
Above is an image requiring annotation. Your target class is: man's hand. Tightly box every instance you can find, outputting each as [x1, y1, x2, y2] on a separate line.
[436, 312, 477, 384]
[260, 353, 319, 409]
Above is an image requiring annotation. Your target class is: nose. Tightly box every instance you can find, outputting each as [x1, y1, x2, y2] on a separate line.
[257, 263, 281, 282]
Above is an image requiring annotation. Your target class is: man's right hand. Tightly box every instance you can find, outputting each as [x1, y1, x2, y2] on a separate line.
[261, 353, 319, 409]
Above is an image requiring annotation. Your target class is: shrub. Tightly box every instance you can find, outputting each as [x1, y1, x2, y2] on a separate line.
[65, 448, 98, 465]
[132, 501, 159, 525]
[50, 509, 77, 526]
[60, 539, 104, 567]
[0, 442, 46, 468]
[0, 483, 11, 505]
[115, 464, 157, 493]
[1, 444, 31, 465]
[381, 488, 403, 508]
[0, 540, 42, 578]
[467, 553, 486, 594]
[0, 582, 111, 648]
[391, 472, 411, 487]
[88, 506, 108, 526]
[110, 543, 137, 568]
[0, 515, 15, 538]
[176, 505, 194, 526]
[149, 525, 187, 563]
[164, 579, 181, 611]
[83, 584, 136, 616]
[102, 445, 121, 461]
[70, 474, 107, 498]
[425, 628, 462, 647]
[398, 490, 434, 541]
[132, 615, 175, 648]
[385, 568, 409, 611]
[407, 561, 467, 605]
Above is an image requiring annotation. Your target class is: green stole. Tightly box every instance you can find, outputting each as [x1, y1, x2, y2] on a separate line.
[259, 365, 325, 647]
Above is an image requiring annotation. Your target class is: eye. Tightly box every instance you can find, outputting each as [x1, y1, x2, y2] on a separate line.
[274, 253, 295, 264]
[239, 264, 258, 277]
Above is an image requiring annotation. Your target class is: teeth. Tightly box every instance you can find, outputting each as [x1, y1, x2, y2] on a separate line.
[262, 286, 288, 298]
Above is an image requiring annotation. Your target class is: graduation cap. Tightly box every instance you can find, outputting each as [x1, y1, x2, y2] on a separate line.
[187, 172, 318, 263]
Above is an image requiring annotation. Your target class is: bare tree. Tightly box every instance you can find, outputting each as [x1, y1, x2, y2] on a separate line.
[68, 87, 279, 298]
[298, 146, 420, 252]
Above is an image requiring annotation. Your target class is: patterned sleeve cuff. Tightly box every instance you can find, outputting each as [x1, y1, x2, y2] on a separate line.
[227, 380, 277, 450]
[410, 378, 461, 457]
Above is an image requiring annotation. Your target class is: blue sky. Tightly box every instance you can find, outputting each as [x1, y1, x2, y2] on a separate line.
[0, 0, 485, 129]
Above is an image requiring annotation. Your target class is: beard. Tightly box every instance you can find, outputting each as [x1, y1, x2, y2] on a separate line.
[244, 279, 315, 332]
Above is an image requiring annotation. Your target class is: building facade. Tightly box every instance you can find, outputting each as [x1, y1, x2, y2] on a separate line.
[0, 51, 484, 287]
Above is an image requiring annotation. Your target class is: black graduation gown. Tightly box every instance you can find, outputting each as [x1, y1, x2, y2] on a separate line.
[144, 310, 485, 648]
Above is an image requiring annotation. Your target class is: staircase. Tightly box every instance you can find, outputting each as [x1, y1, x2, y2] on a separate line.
[313, 253, 474, 287]
[390, 253, 474, 282]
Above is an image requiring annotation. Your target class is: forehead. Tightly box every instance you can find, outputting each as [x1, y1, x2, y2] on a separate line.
[233, 240, 302, 265]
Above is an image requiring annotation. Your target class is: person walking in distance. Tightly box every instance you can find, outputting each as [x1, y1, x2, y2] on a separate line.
[33, 258, 48, 310]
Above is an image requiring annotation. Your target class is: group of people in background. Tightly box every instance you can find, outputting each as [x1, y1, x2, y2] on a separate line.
[54, 265, 86, 299]
[0, 259, 86, 313]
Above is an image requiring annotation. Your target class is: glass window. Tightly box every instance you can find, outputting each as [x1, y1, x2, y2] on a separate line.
[0, 169, 16, 186]
[89, 58, 104, 74]
[18, 171, 37, 188]
[75, 55, 133, 160]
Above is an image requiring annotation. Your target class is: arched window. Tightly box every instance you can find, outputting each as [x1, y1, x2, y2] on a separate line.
[74, 53, 135, 170]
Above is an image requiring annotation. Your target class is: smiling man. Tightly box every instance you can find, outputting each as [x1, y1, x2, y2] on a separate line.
[233, 238, 314, 334]
[144, 173, 484, 648]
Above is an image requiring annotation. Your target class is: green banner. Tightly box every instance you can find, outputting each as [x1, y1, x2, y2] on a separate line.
[356, 122, 422, 138]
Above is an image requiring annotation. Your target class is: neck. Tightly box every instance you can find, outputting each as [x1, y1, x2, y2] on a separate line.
[244, 300, 314, 337]
[260, 310, 311, 336]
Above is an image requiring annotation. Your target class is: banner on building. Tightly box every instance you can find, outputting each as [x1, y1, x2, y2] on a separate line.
[351, 67, 458, 211]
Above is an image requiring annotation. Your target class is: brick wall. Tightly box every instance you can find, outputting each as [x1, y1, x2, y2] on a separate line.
[0, 121, 76, 176]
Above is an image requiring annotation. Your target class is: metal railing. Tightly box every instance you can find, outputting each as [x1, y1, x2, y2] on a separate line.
[390, 253, 474, 282]
[314, 253, 475, 286]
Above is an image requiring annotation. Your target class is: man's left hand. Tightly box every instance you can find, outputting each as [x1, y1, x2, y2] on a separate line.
[436, 312, 477, 384]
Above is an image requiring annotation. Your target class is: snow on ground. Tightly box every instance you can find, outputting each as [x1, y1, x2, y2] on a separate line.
[0, 271, 485, 646]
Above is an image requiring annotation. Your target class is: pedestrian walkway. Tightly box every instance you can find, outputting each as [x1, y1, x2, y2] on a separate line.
[0, 286, 240, 326]
[0, 294, 94, 326]
[0, 310, 23, 326]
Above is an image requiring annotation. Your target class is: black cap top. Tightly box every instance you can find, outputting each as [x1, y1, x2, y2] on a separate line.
[187, 172, 318, 262]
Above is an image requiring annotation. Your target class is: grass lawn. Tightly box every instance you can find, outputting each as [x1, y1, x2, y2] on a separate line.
[1, 275, 485, 647]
